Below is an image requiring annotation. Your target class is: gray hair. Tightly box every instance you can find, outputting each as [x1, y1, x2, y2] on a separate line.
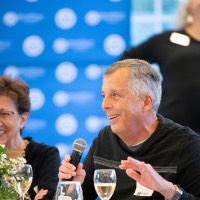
[176, 0, 192, 29]
[104, 59, 162, 112]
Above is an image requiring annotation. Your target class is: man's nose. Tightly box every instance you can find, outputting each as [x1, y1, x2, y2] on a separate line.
[102, 97, 112, 111]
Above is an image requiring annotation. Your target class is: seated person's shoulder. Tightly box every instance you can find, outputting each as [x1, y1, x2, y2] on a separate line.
[25, 137, 59, 157]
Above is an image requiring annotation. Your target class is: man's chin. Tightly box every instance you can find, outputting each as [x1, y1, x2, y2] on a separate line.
[110, 125, 118, 134]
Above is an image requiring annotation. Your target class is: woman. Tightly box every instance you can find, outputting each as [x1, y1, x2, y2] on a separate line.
[120, 0, 200, 133]
[0, 76, 60, 200]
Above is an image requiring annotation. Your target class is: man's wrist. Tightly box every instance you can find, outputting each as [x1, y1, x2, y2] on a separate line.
[165, 185, 183, 200]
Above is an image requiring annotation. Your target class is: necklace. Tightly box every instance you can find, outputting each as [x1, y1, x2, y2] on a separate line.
[22, 139, 29, 158]
[5, 139, 29, 158]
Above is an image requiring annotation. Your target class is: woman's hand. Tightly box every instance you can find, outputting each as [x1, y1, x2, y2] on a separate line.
[34, 189, 48, 200]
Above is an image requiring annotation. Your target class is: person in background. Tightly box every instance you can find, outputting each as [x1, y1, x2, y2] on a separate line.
[0, 76, 60, 200]
[59, 59, 200, 200]
[119, 0, 200, 134]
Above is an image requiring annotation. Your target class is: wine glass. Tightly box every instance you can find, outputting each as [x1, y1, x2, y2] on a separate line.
[55, 181, 83, 200]
[13, 164, 33, 200]
[94, 169, 116, 200]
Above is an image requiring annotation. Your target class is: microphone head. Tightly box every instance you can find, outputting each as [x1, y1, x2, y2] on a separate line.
[73, 138, 87, 153]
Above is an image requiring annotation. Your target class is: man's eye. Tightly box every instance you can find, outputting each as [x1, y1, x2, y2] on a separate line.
[112, 93, 118, 97]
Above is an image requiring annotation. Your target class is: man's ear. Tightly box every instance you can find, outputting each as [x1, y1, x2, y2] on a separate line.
[142, 94, 153, 112]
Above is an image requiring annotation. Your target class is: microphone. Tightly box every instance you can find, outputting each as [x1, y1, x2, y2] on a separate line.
[63, 138, 87, 181]
[70, 138, 87, 168]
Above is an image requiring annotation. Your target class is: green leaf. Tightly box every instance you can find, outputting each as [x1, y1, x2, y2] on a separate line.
[0, 185, 18, 200]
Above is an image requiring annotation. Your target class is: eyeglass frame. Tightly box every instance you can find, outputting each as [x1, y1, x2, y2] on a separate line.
[0, 110, 18, 120]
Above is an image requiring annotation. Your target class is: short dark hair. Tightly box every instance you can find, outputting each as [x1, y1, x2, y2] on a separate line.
[0, 76, 31, 114]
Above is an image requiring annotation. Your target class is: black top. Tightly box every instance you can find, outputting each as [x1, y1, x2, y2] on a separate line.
[24, 137, 60, 200]
[82, 115, 200, 200]
[120, 30, 200, 132]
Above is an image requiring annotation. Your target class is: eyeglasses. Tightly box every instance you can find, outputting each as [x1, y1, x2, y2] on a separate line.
[0, 110, 15, 121]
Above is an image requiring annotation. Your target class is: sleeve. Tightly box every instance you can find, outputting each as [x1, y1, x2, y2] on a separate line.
[119, 35, 159, 64]
[178, 135, 200, 200]
[82, 139, 98, 200]
[37, 146, 60, 200]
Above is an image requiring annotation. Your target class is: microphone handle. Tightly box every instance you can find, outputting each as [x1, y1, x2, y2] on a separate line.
[62, 150, 82, 181]
[70, 150, 82, 168]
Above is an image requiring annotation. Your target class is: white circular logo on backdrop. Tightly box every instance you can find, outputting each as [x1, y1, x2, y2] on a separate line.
[25, 0, 38, 2]
[53, 91, 70, 107]
[56, 143, 71, 159]
[55, 62, 78, 83]
[56, 114, 78, 136]
[4, 65, 20, 79]
[55, 8, 77, 29]
[103, 34, 125, 56]
[22, 35, 44, 57]
[53, 38, 69, 54]
[85, 64, 102, 80]
[3, 11, 19, 27]
[30, 88, 45, 110]
[85, 116, 102, 133]
[85, 11, 101, 26]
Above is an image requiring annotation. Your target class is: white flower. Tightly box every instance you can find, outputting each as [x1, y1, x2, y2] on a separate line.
[1, 153, 7, 159]
[0, 145, 27, 175]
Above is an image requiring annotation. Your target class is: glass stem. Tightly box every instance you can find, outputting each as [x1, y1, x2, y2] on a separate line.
[20, 194, 24, 200]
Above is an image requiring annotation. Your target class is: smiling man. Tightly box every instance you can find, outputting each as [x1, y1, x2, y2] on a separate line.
[59, 59, 200, 200]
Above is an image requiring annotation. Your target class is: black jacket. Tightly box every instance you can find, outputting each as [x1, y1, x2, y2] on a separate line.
[24, 137, 60, 200]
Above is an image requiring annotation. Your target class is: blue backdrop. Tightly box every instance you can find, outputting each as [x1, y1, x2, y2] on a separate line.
[0, 0, 130, 160]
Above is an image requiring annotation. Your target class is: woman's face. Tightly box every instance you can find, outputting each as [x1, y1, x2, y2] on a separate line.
[0, 95, 28, 145]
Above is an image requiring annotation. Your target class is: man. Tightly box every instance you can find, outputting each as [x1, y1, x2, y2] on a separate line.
[59, 59, 200, 199]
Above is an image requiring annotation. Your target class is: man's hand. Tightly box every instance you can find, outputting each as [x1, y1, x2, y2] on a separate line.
[58, 154, 86, 184]
[119, 157, 176, 199]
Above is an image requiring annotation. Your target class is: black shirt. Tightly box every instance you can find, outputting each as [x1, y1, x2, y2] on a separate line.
[82, 115, 200, 199]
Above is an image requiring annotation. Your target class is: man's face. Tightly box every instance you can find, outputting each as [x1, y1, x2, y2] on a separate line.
[101, 67, 144, 137]
[188, 0, 200, 16]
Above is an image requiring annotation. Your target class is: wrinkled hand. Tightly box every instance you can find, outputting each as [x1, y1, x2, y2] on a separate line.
[58, 154, 86, 184]
[34, 189, 48, 200]
[119, 157, 175, 198]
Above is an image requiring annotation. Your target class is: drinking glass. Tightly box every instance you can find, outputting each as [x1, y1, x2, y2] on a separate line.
[55, 181, 83, 200]
[13, 164, 33, 200]
[94, 169, 116, 200]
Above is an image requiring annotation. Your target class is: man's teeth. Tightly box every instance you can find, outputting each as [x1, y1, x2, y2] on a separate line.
[109, 115, 117, 119]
